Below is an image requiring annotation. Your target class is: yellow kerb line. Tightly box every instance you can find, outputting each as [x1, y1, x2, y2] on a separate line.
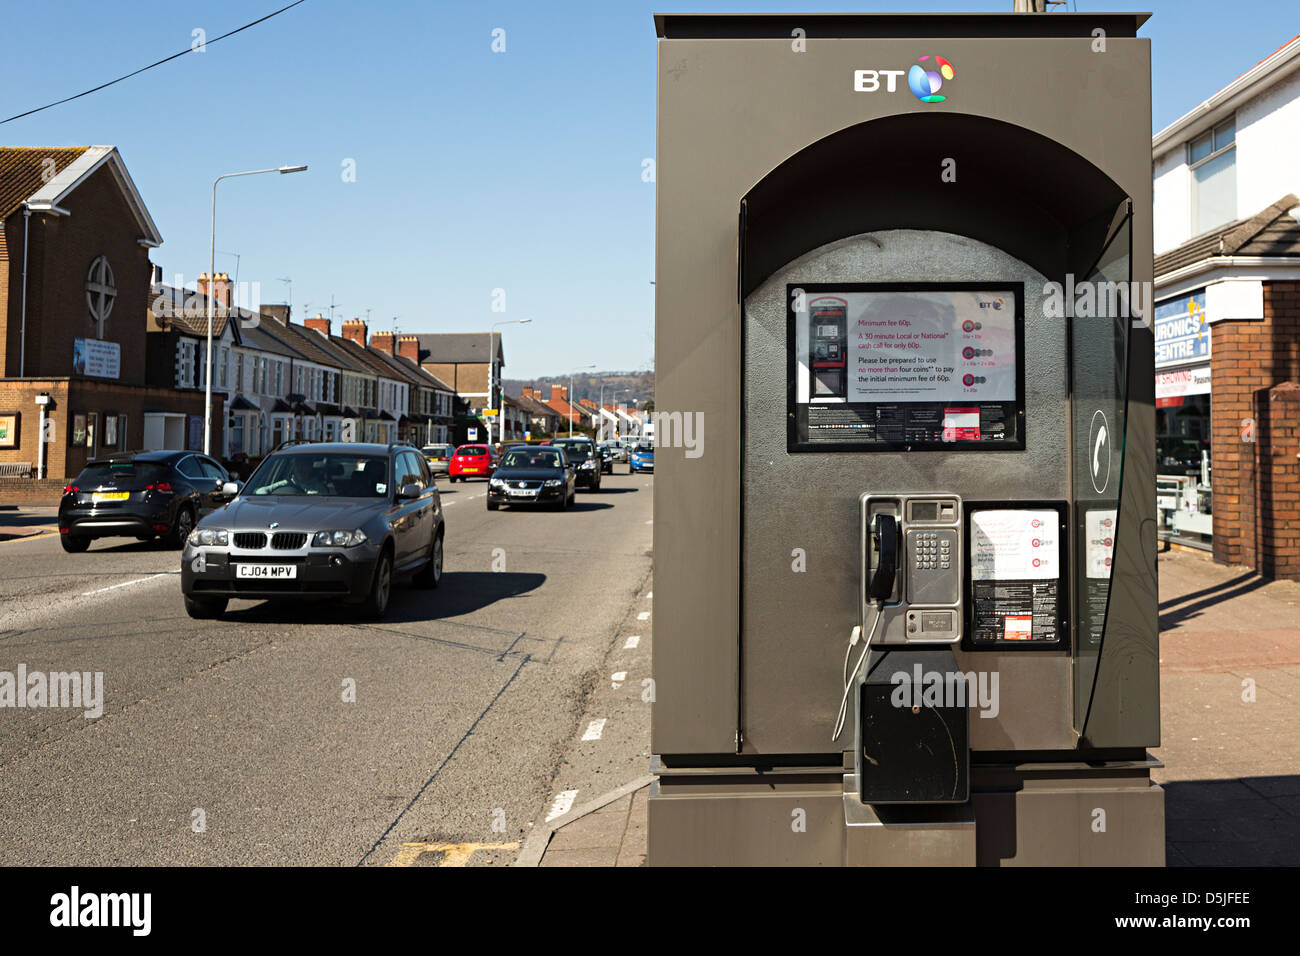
[386, 841, 520, 867]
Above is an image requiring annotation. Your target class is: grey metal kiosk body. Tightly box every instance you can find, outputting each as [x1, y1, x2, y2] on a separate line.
[650, 12, 1162, 866]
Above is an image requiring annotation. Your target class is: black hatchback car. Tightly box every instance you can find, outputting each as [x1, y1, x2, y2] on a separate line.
[487, 446, 576, 510]
[550, 437, 602, 491]
[59, 450, 236, 552]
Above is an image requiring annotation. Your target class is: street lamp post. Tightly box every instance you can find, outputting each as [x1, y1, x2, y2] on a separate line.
[488, 318, 531, 447]
[205, 164, 307, 456]
[569, 364, 596, 437]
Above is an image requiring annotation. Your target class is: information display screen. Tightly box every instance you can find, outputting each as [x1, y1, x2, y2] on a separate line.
[787, 283, 1025, 452]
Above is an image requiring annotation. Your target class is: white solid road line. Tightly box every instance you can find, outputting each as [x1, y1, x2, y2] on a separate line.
[581, 719, 607, 741]
[81, 572, 171, 596]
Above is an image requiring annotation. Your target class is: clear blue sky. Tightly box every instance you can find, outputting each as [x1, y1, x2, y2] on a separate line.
[3, 0, 1293, 378]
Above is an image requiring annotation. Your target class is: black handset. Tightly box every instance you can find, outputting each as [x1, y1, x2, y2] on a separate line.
[867, 513, 897, 602]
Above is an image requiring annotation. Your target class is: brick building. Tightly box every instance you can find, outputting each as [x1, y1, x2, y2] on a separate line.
[0, 146, 215, 496]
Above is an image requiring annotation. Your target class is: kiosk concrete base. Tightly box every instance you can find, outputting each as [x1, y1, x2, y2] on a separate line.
[648, 756, 1165, 866]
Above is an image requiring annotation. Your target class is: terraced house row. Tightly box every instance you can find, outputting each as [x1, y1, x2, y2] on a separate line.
[0, 145, 516, 498]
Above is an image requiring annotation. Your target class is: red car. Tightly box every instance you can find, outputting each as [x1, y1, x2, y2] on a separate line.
[448, 444, 498, 482]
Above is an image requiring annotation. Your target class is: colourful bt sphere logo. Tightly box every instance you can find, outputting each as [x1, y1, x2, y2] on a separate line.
[908, 55, 955, 103]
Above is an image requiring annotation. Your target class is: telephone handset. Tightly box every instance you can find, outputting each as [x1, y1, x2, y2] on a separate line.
[867, 513, 897, 603]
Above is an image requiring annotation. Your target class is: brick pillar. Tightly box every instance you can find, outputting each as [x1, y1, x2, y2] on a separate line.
[1211, 280, 1300, 570]
[1258, 383, 1300, 579]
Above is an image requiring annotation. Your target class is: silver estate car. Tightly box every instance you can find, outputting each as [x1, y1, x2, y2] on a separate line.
[181, 443, 444, 620]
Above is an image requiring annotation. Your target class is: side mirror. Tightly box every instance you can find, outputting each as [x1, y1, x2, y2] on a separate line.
[221, 481, 242, 495]
[399, 482, 422, 500]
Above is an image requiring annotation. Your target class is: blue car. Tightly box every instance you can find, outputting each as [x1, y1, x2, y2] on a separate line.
[629, 441, 654, 474]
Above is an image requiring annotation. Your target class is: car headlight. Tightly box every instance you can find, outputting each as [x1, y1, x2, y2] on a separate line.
[189, 528, 229, 547]
[312, 529, 368, 547]
[543, 479, 562, 487]
[581, 461, 595, 469]
[489, 478, 505, 488]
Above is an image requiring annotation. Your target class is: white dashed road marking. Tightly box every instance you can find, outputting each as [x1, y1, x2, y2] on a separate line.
[581, 719, 607, 741]
[623, 635, 640, 649]
[611, 671, 626, 689]
[81, 573, 170, 596]
[545, 790, 578, 822]
[636, 611, 650, 621]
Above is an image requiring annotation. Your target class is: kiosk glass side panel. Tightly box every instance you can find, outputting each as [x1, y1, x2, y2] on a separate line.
[1070, 205, 1133, 732]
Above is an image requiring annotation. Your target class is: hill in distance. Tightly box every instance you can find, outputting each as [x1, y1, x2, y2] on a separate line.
[503, 370, 654, 410]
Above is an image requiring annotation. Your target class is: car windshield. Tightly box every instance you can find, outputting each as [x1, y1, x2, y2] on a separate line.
[635, 443, 654, 452]
[423, 446, 450, 457]
[555, 442, 592, 460]
[502, 449, 563, 469]
[244, 453, 390, 497]
[457, 445, 488, 457]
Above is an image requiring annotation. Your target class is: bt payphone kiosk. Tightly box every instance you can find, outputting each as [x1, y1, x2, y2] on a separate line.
[651, 12, 1161, 866]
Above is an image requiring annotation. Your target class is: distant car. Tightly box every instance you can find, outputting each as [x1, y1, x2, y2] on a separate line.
[487, 446, 576, 511]
[180, 442, 443, 620]
[629, 441, 654, 474]
[422, 443, 453, 478]
[595, 442, 615, 474]
[604, 439, 630, 464]
[58, 450, 236, 552]
[448, 444, 497, 481]
[550, 437, 602, 490]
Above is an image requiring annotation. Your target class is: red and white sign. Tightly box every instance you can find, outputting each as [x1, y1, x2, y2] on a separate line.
[1003, 615, 1033, 641]
[942, 407, 980, 441]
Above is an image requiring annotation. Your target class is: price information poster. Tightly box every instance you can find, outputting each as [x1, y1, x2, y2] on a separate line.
[787, 284, 1024, 452]
[969, 508, 1063, 646]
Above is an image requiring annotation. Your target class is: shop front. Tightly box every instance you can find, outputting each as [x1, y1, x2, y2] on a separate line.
[1155, 290, 1212, 549]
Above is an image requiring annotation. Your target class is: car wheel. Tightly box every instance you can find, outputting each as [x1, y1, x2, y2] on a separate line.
[414, 532, 443, 589]
[167, 505, 196, 549]
[184, 595, 227, 619]
[360, 549, 393, 620]
[487, 499, 499, 511]
[60, 534, 90, 553]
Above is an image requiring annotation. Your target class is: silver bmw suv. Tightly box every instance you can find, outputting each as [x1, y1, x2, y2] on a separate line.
[180, 443, 444, 620]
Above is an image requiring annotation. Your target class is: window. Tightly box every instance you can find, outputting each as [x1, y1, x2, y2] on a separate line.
[177, 340, 197, 388]
[1189, 117, 1236, 235]
[219, 347, 229, 387]
[116, 415, 127, 451]
[177, 456, 205, 479]
[275, 361, 284, 397]
[104, 413, 118, 449]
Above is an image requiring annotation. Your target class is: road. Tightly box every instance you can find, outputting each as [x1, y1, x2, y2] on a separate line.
[0, 471, 653, 865]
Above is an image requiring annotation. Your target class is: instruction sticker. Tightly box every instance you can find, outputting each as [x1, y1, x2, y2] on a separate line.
[1086, 509, 1117, 578]
[971, 510, 1059, 581]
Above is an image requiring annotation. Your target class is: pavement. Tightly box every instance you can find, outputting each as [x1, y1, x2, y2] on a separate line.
[0, 506, 58, 541]
[1152, 548, 1300, 866]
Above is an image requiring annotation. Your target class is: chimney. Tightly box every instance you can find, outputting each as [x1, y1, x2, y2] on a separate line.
[397, 335, 420, 363]
[341, 317, 368, 347]
[521, 386, 534, 400]
[260, 303, 291, 325]
[305, 313, 332, 337]
[371, 331, 395, 355]
[554, 385, 568, 402]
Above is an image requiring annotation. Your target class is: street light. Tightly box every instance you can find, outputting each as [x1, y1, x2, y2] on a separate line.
[205, 164, 307, 456]
[488, 318, 532, 447]
[569, 364, 596, 437]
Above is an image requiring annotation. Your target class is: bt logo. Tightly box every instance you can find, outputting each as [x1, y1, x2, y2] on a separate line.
[908, 56, 955, 103]
[853, 56, 956, 103]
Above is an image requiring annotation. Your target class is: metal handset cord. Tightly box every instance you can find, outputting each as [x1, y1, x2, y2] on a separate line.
[832, 600, 883, 741]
